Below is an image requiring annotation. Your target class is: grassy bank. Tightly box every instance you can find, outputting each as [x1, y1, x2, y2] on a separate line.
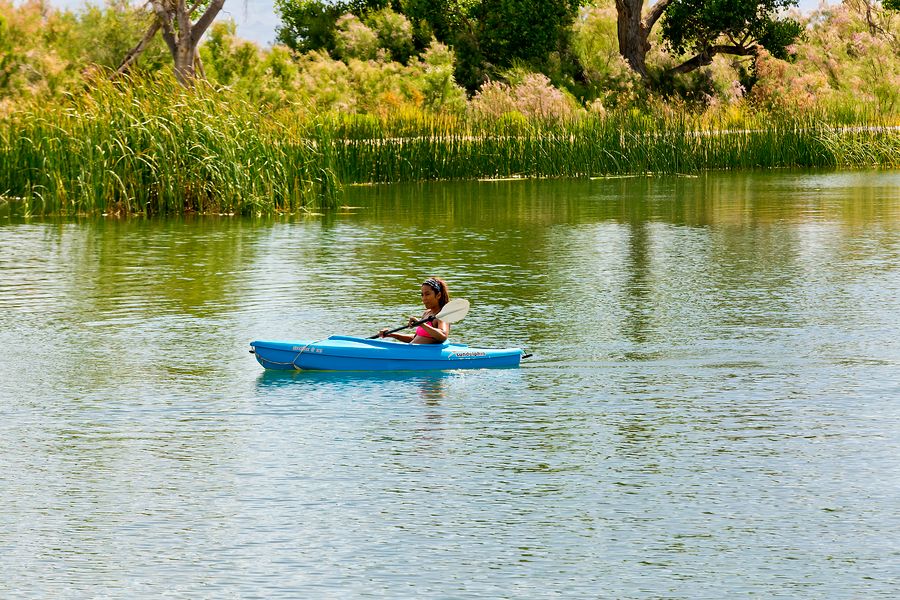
[0, 79, 340, 217]
[327, 111, 900, 183]
[2, 79, 899, 216]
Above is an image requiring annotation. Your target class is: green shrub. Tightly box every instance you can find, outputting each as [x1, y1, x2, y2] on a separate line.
[334, 13, 379, 60]
[366, 8, 415, 63]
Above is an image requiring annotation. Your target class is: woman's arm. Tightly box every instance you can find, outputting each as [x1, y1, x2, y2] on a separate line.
[418, 319, 449, 342]
[379, 329, 414, 342]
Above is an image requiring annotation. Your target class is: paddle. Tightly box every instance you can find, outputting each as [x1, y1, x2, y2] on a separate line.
[369, 298, 470, 339]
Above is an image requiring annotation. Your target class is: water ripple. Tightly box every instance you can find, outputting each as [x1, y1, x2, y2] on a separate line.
[1, 172, 899, 597]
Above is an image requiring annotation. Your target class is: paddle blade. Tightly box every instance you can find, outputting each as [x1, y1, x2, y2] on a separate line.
[435, 298, 470, 324]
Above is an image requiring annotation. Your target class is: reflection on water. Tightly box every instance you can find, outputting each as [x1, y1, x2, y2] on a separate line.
[1, 170, 899, 597]
[256, 368, 453, 401]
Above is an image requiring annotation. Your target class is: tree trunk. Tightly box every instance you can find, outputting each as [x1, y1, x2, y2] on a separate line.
[174, 49, 195, 86]
[174, 35, 195, 86]
[615, 0, 649, 77]
[119, 0, 224, 87]
[614, 0, 672, 79]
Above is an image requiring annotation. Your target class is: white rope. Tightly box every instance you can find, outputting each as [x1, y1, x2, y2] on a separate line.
[291, 341, 317, 370]
[253, 339, 322, 369]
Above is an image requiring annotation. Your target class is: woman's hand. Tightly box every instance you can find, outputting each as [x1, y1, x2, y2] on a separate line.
[409, 313, 433, 327]
[378, 328, 390, 338]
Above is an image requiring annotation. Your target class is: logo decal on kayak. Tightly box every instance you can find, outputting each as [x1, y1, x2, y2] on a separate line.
[452, 351, 486, 358]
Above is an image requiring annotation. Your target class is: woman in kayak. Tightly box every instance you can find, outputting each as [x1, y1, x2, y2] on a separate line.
[379, 277, 450, 344]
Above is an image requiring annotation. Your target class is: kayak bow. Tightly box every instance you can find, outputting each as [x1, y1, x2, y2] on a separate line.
[250, 335, 524, 371]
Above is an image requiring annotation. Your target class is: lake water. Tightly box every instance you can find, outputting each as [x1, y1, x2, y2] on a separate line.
[1, 171, 898, 597]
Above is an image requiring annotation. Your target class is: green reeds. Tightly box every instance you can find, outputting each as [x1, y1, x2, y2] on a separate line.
[323, 109, 899, 185]
[0, 75, 340, 216]
[1, 76, 897, 217]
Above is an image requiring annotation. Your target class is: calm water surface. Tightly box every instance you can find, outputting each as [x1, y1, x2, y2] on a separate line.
[1, 171, 899, 597]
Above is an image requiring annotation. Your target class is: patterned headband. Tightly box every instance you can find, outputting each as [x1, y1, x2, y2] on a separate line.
[423, 278, 442, 293]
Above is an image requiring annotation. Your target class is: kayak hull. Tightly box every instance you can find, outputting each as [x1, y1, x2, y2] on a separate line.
[250, 335, 523, 371]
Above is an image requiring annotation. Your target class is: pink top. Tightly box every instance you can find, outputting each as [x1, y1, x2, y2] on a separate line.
[415, 318, 440, 338]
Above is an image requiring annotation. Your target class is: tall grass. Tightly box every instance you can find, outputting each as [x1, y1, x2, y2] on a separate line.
[0, 76, 340, 216]
[326, 110, 900, 184]
[1, 77, 898, 216]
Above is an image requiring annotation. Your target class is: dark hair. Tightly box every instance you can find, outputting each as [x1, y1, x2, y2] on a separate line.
[423, 277, 450, 308]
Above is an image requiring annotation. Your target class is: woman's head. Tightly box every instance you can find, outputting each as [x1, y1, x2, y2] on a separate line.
[421, 277, 450, 309]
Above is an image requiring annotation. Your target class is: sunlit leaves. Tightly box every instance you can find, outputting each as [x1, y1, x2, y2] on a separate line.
[661, 0, 801, 58]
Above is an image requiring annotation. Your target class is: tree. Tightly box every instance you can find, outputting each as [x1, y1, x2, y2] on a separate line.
[118, 0, 226, 86]
[399, 0, 482, 86]
[842, 0, 900, 52]
[476, 0, 580, 66]
[202, 20, 261, 85]
[275, 0, 389, 53]
[274, 0, 579, 89]
[368, 7, 415, 62]
[614, 0, 802, 79]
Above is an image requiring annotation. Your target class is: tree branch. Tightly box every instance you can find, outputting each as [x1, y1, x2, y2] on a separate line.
[669, 44, 758, 75]
[194, 48, 206, 79]
[191, 0, 226, 47]
[116, 1, 206, 76]
[176, 0, 192, 45]
[643, 0, 673, 31]
[150, 2, 178, 56]
[117, 18, 161, 74]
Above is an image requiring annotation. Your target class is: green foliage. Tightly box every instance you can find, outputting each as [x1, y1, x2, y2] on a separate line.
[75, 2, 169, 70]
[751, 2, 900, 115]
[276, 0, 343, 53]
[417, 40, 467, 112]
[275, 0, 390, 53]
[456, 0, 581, 89]
[399, 0, 478, 43]
[334, 13, 380, 60]
[0, 0, 167, 102]
[201, 21, 262, 87]
[277, 4, 417, 62]
[476, 0, 579, 64]
[571, 3, 643, 107]
[661, 0, 802, 59]
[2, 0, 899, 216]
[201, 41, 467, 115]
[275, 0, 579, 89]
[367, 7, 415, 63]
[757, 17, 806, 61]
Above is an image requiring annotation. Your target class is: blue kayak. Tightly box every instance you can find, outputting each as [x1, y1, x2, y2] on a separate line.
[250, 335, 524, 371]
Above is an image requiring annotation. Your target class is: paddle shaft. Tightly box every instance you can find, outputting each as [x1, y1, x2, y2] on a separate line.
[367, 298, 469, 340]
[368, 315, 435, 339]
